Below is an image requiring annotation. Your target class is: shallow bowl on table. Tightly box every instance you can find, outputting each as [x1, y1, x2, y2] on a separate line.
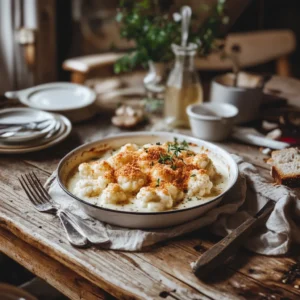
[57, 132, 238, 229]
[5, 82, 96, 123]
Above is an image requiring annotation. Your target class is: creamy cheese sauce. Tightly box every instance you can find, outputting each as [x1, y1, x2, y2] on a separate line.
[67, 141, 229, 212]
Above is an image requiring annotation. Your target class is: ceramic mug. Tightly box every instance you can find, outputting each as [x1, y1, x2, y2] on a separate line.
[210, 73, 263, 124]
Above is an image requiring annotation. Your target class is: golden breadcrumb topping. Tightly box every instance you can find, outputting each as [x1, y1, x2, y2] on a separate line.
[73, 139, 219, 211]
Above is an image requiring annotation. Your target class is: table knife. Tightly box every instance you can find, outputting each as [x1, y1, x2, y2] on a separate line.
[192, 200, 275, 278]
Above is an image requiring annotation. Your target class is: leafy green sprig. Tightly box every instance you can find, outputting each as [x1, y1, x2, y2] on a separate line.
[158, 138, 189, 169]
[158, 153, 173, 164]
[114, 0, 228, 73]
[156, 178, 161, 187]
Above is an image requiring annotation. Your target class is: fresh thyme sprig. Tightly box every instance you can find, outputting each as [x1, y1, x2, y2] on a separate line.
[158, 139, 189, 169]
[158, 153, 173, 164]
[168, 144, 186, 157]
[167, 138, 189, 157]
[158, 153, 177, 170]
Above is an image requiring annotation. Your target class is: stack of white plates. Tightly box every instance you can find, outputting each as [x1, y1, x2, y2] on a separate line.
[0, 108, 72, 154]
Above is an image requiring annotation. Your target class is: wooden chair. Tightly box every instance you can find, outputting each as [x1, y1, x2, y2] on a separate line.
[63, 30, 296, 84]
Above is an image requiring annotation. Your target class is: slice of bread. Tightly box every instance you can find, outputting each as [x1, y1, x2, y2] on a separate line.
[267, 148, 300, 188]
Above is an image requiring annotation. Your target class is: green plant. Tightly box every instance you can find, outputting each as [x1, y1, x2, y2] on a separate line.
[114, 0, 228, 73]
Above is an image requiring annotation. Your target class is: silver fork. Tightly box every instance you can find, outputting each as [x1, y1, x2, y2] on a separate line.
[18, 172, 110, 246]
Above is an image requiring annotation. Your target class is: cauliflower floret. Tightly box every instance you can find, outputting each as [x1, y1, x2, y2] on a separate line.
[137, 145, 168, 173]
[100, 183, 127, 204]
[140, 145, 167, 160]
[188, 154, 217, 179]
[120, 143, 139, 152]
[187, 170, 213, 197]
[136, 186, 157, 204]
[137, 159, 153, 174]
[91, 161, 114, 178]
[164, 183, 184, 203]
[116, 165, 147, 193]
[151, 164, 175, 183]
[155, 188, 173, 210]
[109, 151, 137, 169]
[74, 179, 103, 198]
[78, 160, 114, 180]
[78, 163, 93, 179]
[136, 186, 173, 212]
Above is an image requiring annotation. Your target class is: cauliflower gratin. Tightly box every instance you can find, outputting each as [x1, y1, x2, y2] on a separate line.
[67, 139, 228, 212]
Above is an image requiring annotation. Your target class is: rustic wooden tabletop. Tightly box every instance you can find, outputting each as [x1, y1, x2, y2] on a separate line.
[1, 76, 300, 300]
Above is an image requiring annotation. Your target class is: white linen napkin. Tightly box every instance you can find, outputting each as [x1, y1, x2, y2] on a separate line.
[45, 155, 300, 254]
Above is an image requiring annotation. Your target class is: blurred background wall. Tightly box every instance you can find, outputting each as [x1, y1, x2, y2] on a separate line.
[1, 0, 300, 94]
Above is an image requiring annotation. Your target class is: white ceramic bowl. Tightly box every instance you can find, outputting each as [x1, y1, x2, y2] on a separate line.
[57, 132, 238, 229]
[187, 103, 238, 142]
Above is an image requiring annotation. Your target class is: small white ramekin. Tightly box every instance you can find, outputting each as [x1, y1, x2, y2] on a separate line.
[186, 103, 239, 142]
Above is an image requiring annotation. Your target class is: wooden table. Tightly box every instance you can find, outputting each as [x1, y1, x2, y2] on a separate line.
[1, 76, 300, 300]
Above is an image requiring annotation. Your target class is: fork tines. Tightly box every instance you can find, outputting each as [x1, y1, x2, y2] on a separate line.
[18, 172, 53, 210]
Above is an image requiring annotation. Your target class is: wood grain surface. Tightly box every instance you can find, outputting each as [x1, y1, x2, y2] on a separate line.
[1, 76, 300, 299]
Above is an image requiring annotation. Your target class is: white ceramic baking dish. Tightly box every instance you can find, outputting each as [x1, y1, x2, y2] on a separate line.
[57, 132, 238, 229]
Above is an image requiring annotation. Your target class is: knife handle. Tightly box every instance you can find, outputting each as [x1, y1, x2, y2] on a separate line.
[192, 216, 256, 277]
[192, 201, 275, 278]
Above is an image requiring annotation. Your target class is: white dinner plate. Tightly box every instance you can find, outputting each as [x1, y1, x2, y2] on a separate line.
[0, 114, 72, 153]
[0, 107, 54, 124]
[5, 83, 96, 122]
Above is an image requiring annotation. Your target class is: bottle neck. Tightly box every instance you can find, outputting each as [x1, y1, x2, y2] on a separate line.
[174, 53, 195, 70]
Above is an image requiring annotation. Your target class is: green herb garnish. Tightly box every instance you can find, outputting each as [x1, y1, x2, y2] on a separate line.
[168, 144, 185, 157]
[190, 174, 196, 177]
[114, 0, 227, 74]
[182, 140, 189, 148]
[156, 178, 160, 187]
[170, 164, 177, 170]
[168, 138, 189, 157]
[158, 153, 173, 164]
[156, 142, 161, 145]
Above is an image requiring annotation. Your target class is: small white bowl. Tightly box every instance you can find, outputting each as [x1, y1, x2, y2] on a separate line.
[186, 103, 238, 142]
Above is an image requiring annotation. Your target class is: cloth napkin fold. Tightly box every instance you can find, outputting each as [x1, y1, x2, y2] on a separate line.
[46, 155, 300, 254]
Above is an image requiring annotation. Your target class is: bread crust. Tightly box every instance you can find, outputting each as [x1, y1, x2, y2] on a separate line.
[272, 166, 300, 188]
